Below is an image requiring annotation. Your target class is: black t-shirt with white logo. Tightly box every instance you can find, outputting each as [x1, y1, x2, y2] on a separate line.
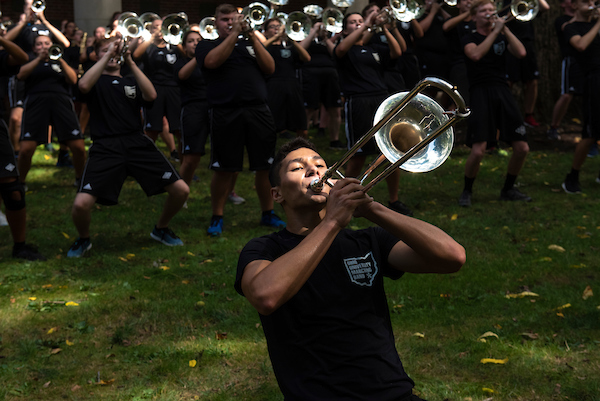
[462, 32, 509, 88]
[23, 52, 70, 96]
[266, 44, 302, 81]
[236, 227, 414, 401]
[141, 44, 181, 87]
[196, 38, 269, 107]
[564, 21, 600, 76]
[335, 43, 390, 97]
[447, 19, 476, 63]
[81, 75, 152, 139]
[173, 56, 207, 105]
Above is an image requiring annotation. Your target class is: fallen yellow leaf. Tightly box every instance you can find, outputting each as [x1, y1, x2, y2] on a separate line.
[548, 244, 565, 252]
[47, 327, 57, 334]
[478, 331, 499, 341]
[66, 339, 74, 346]
[50, 348, 62, 355]
[482, 388, 495, 394]
[44, 154, 51, 160]
[182, 280, 190, 284]
[556, 312, 565, 318]
[62, 232, 70, 239]
[65, 301, 79, 307]
[554, 303, 571, 310]
[571, 264, 586, 268]
[118, 257, 128, 262]
[42, 284, 53, 289]
[413, 332, 425, 338]
[538, 257, 552, 262]
[189, 360, 197, 367]
[159, 266, 170, 270]
[126, 253, 135, 259]
[480, 358, 508, 364]
[187, 251, 195, 256]
[451, 214, 458, 221]
[505, 291, 539, 298]
[29, 297, 37, 301]
[583, 286, 593, 300]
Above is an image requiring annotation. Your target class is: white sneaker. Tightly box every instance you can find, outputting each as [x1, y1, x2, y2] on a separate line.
[228, 191, 245, 205]
[0, 211, 8, 226]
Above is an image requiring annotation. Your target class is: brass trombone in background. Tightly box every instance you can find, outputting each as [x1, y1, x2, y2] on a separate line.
[309, 77, 470, 193]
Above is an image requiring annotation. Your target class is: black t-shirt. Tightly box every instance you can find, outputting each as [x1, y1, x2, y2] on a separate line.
[555, 15, 574, 58]
[415, 13, 449, 54]
[502, 0, 535, 41]
[334, 43, 390, 97]
[0, 51, 19, 77]
[369, 31, 403, 73]
[173, 56, 207, 105]
[236, 227, 414, 401]
[303, 41, 335, 69]
[196, 38, 269, 106]
[462, 31, 509, 88]
[23, 53, 71, 96]
[564, 21, 600, 76]
[266, 44, 302, 81]
[81, 75, 152, 139]
[447, 19, 476, 63]
[64, 46, 80, 70]
[141, 44, 181, 87]
[12, 23, 56, 54]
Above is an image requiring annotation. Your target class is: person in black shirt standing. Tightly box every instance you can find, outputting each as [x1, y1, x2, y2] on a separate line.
[16, 34, 86, 186]
[66, 38, 189, 257]
[458, 0, 531, 206]
[262, 18, 310, 138]
[561, 0, 600, 193]
[196, 3, 285, 237]
[236, 137, 465, 401]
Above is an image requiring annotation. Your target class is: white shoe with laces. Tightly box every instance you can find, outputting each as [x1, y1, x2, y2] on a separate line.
[0, 211, 8, 226]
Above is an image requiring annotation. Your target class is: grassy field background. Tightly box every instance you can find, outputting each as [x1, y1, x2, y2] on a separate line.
[1, 126, 599, 401]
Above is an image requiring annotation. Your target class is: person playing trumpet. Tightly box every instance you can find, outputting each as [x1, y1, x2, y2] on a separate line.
[458, 0, 531, 206]
[561, 0, 600, 192]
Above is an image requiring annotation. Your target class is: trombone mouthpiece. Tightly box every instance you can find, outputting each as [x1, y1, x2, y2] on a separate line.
[310, 177, 324, 192]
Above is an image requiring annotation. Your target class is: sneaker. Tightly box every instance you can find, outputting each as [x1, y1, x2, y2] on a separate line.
[547, 127, 561, 140]
[45, 143, 56, 152]
[207, 216, 223, 237]
[73, 178, 81, 188]
[260, 211, 286, 228]
[458, 190, 472, 207]
[388, 200, 414, 216]
[588, 144, 598, 158]
[596, 176, 600, 184]
[151, 226, 184, 246]
[67, 238, 92, 258]
[562, 175, 582, 194]
[228, 191, 246, 205]
[56, 152, 74, 167]
[170, 150, 180, 163]
[500, 187, 532, 202]
[524, 115, 540, 128]
[329, 140, 345, 150]
[0, 211, 8, 226]
[13, 243, 46, 261]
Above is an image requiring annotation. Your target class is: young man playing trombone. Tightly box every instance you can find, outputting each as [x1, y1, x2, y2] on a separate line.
[458, 0, 531, 206]
[236, 137, 466, 401]
[66, 38, 189, 257]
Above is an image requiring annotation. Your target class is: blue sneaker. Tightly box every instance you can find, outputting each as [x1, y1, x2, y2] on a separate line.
[260, 211, 286, 229]
[67, 238, 92, 258]
[207, 217, 223, 237]
[151, 226, 184, 246]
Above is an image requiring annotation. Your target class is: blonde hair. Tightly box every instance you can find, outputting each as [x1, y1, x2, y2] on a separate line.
[470, 0, 495, 15]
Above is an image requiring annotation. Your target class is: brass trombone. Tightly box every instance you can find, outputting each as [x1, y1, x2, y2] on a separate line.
[199, 16, 219, 40]
[309, 77, 470, 193]
[285, 11, 312, 41]
[389, 0, 426, 22]
[161, 13, 189, 45]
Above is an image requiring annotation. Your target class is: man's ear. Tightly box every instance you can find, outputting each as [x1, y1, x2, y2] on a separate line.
[271, 186, 284, 204]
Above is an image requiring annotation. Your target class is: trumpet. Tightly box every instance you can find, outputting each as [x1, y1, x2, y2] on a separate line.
[48, 44, 62, 61]
[199, 16, 219, 40]
[115, 13, 144, 64]
[303, 4, 324, 19]
[390, 0, 426, 22]
[309, 77, 470, 193]
[285, 11, 312, 41]
[491, 0, 539, 22]
[162, 13, 189, 45]
[322, 8, 344, 34]
[243, 2, 270, 29]
[139, 12, 160, 41]
[31, 0, 45, 13]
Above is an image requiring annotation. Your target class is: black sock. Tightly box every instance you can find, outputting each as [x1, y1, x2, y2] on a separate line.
[568, 168, 580, 181]
[58, 149, 68, 157]
[13, 242, 26, 251]
[463, 176, 475, 193]
[211, 215, 223, 222]
[262, 210, 273, 217]
[503, 174, 517, 191]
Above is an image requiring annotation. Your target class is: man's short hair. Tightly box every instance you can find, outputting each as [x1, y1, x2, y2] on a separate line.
[215, 4, 238, 17]
[94, 37, 119, 54]
[263, 18, 282, 31]
[361, 2, 379, 17]
[470, 0, 494, 15]
[269, 138, 319, 187]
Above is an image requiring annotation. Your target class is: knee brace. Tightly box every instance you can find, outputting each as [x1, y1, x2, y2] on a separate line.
[0, 180, 26, 211]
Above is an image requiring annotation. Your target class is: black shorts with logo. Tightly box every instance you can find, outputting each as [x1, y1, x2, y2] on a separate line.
[1, 120, 19, 179]
[20, 93, 82, 143]
[142, 84, 181, 132]
[180, 101, 209, 156]
[78, 134, 181, 205]
[267, 78, 307, 132]
[345, 93, 388, 156]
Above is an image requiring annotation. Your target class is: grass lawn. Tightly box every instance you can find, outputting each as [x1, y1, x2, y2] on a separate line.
[1, 126, 599, 401]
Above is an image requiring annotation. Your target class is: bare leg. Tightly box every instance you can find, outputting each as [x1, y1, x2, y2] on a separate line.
[507, 140, 529, 176]
[66, 139, 86, 179]
[255, 170, 274, 212]
[571, 138, 596, 171]
[179, 153, 201, 186]
[464, 142, 487, 179]
[327, 107, 342, 142]
[211, 171, 235, 216]
[9, 107, 22, 152]
[1, 177, 26, 243]
[71, 192, 97, 238]
[157, 179, 189, 228]
[16, 141, 38, 183]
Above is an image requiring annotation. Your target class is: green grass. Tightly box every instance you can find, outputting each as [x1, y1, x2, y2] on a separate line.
[1, 131, 599, 401]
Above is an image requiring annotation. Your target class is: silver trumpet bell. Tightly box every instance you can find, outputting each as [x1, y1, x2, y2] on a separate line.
[31, 0, 46, 13]
[48, 44, 62, 61]
[389, 0, 426, 22]
[243, 2, 270, 28]
[139, 12, 160, 40]
[322, 8, 344, 34]
[310, 77, 470, 193]
[199, 16, 219, 40]
[161, 13, 189, 45]
[303, 5, 324, 19]
[120, 16, 144, 38]
[331, 0, 355, 10]
[509, 0, 539, 21]
[285, 11, 312, 41]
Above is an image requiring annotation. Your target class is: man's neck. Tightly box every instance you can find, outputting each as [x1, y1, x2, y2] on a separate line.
[283, 206, 327, 236]
[102, 68, 122, 77]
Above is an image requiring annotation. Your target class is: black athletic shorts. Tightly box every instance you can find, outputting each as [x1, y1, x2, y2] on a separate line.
[383, 69, 406, 94]
[8, 76, 25, 109]
[467, 85, 527, 146]
[561, 56, 584, 96]
[20, 93, 82, 144]
[302, 67, 343, 110]
[143, 84, 181, 133]
[209, 104, 276, 172]
[449, 60, 470, 105]
[345, 93, 388, 156]
[581, 72, 600, 141]
[506, 40, 539, 83]
[267, 78, 307, 132]
[1, 120, 19, 179]
[180, 101, 209, 156]
[78, 134, 181, 206]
